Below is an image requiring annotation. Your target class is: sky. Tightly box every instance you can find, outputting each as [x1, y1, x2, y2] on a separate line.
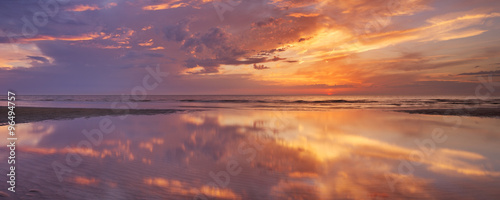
[1, 0, 500, 95]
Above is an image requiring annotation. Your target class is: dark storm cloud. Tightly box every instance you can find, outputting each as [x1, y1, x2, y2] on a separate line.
[253, 17, 282, 28]
[163, 19, 190, 42]
[122, 51, 165, 59]
[35, 40, 122, 65]
[459, 70, 500, 76]
[27, 55, 49, 63]
[174, 26, 292, 71]
[253, 63, 269, 70]
[181, 27, 247, 58]
[258, 48, 288, 56]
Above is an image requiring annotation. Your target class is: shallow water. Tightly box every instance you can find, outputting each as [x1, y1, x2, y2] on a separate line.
[0, 109, 499, 199]
[3, 95, 500, 110]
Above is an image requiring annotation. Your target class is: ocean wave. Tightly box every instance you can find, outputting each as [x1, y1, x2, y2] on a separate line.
[130, 99, 152, 102]
[295, 100, 378, 103]
[179, 99, 378, 104]
[5, 96, 499, 110]
[180, 99, 253, 103]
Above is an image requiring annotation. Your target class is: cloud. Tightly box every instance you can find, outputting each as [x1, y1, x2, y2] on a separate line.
[378, 53, 486, 71]
[27, 56, 50, 64]
[67, 4, 100, 12]
[66, 2, 118, 12]
[459, 70, 500, 76]
[21, 33, 101, 42]
[138, 39, 154, 46]
[253, 64, 269, 70]
[149, 46, 165, 50]
[174, 26, 278, 72]
[163, 19, 191, 42]
[143, 1, 190, 11]
[288, 13, 320, 18]
[121, 51, 165, 59]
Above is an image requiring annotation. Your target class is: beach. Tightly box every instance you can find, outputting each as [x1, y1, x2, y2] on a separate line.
[3, 0, 500, 198]
[1, 98, 499, 125]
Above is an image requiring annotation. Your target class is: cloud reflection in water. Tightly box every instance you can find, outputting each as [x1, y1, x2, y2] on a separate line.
[0, 109, 499, 199]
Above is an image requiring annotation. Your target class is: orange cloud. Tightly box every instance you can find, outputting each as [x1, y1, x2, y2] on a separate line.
[143, 177, 241, 199]
[0, 43, 52, 69]
[138, 39, 154, 46]
[67, 4, 100, 12]
[288, 13, 320, 18]
[142, 1, 189, 10]
[142, 25, 153, 31]
[149, 46, 165, 50]
[67, 2, 117, 11]
[73, 176, 99, 185]
[22, 33, 101, 42]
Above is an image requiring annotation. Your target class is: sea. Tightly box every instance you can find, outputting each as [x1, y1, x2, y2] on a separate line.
[3, 95, 500, 110]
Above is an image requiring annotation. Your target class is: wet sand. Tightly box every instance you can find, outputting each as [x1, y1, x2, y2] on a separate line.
[0, 109, 499, 199]
[0, 106, 188, 125]
[2, 106, 499, 126]
[397, 108, 500, 118]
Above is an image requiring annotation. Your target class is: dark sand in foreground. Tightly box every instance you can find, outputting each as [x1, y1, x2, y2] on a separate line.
[397, 108, 500, 118]
[0, 106, 187, 125]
